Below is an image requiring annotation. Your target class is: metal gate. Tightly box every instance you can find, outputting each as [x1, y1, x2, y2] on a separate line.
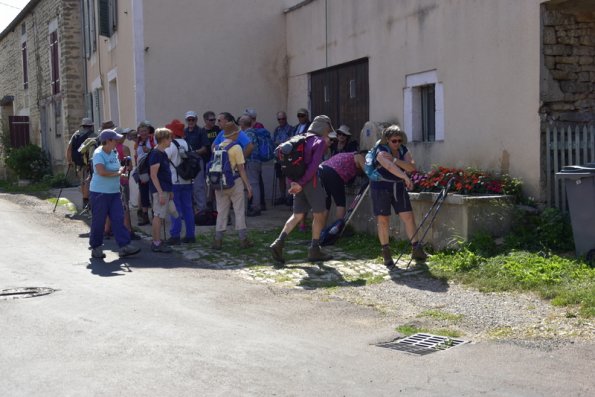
[545, 122, 595, 210]
[8, 116, 30, 148]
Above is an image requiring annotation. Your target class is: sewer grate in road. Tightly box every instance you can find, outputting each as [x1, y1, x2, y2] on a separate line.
[376, 333, 468, 355]
[0, 287, 56, 300]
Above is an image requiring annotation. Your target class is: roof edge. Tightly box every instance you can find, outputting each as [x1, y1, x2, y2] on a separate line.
[0, 0, 43, 41]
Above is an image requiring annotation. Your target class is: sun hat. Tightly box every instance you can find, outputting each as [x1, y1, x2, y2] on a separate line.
[336, 124, 351, 136]
[296, 108, 309, 116]
[307, 115, 335, 136]
[81, 117, 93, 126]
[101, 120, 116, 129]
[328, 131, 337, 139]
[244, 108, 257, 118]
[166, 119, 185, 138]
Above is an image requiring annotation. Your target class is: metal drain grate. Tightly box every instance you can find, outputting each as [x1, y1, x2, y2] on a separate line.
[376, 333, 468, 355]
[0, 287, 56, 300]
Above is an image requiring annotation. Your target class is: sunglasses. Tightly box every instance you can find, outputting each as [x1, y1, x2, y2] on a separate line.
[187, 118, 197, 122]
[277, 117, 286, 121]
[297, 114, 306, 117]
[207, 118, 216, 122]
[390, 138, 403, 144]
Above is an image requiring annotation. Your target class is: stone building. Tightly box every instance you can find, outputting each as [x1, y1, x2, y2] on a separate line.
[0, 0, 85, 176]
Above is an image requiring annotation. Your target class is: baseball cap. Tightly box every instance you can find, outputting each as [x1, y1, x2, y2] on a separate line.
[98, 129, 123, 142]
[185, 111, 198, 120]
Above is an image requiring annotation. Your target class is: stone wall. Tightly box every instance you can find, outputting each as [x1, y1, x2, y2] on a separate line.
[0, 0, 84, 176]
[541, 4, 595, 122]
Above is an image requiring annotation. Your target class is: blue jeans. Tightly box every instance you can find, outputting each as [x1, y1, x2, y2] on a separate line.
[170, 183, 195, 239]
[90, 191, 131, 249]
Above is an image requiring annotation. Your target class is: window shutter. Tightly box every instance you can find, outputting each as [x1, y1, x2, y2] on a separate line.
[99, 0, 110, 37]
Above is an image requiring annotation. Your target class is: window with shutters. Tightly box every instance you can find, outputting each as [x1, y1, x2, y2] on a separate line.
[404, 70, 444, 143]
[49, 30, 60, 95]
[99, 0, 118, 38]
[82, 0, 97, 57]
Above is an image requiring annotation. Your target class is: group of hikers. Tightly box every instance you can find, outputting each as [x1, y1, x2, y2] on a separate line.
[67, 107, 428, 268]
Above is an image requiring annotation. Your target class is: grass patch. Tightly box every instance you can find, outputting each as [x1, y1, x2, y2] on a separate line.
[418, 309, 464, 322]
[396, 324, 462, 338]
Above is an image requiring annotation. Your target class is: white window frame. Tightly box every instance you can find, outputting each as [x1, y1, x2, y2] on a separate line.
[404, 70, 444, 142]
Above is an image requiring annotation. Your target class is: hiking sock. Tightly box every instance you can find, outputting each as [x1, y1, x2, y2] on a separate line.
[278, 232, 288, 243]
[215, 231, 224, 240]
[238, 229, 247, 240]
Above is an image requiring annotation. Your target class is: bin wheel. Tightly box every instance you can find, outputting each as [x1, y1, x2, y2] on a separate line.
[587, 249, 595, 268]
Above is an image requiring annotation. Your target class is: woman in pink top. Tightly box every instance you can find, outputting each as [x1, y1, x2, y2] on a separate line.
[319, 151, 366, 221]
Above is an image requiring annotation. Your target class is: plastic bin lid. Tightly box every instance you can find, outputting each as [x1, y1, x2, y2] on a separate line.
[556, 163, 595, 179]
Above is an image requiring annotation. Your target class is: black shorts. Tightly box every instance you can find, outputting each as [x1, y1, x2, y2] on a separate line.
[371, 182, 412, 216]
[319, 165, 346, 210]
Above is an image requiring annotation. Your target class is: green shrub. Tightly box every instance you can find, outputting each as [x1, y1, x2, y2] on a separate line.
[505, 207, 574, 252]
[5, 145, 51, 181]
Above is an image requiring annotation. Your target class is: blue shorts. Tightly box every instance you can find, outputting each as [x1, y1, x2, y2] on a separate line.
[371, 182, 412, 216]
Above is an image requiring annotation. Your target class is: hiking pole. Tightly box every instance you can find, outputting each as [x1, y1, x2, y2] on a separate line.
[53, 164, 72, 213]
[338, 181, 369, 239]
[271, 166, 278, 206]
[395, 177, 455, 267]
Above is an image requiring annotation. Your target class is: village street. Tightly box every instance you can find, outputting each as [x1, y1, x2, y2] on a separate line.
[0, 192, 593, 397]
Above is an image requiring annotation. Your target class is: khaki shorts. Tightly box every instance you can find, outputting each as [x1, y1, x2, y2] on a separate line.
[152, 192, 172, 219]
[293, 176, 326, 214]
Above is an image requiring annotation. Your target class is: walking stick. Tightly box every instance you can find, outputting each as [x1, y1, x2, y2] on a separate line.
[53, 164, 72, 213]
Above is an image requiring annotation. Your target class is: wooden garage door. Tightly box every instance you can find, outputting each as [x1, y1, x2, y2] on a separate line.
[9, 116, 30, 148]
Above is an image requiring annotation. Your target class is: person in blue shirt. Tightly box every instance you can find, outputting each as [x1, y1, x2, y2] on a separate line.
[89, 129, 141, 259]
[183, 111, 210, 213]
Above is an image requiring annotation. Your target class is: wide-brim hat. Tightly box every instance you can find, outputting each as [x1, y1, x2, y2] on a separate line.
[307, 115, 334, 137]
[81, 117, 93, 126]
[336, 124, 351, 136]
[101, 120, 116, 129]
[166, 119, 185, 138]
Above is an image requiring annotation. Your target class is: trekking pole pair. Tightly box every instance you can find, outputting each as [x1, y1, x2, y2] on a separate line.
[396, 177, 455, 269]
[52, 164, 72, 213]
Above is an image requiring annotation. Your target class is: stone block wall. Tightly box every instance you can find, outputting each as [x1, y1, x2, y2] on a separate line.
[541, 4, 595, 122]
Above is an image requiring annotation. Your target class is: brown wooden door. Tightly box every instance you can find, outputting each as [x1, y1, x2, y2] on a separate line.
[311, 58, 369, 143]
[9, 116, 30, 148]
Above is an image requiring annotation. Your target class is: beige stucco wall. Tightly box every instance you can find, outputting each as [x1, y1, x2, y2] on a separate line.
[286, 0, 544, 199]
[141, 0, 288, 129]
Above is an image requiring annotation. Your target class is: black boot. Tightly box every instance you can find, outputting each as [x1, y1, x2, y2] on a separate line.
[307, 245, 333, 262]
[270, 239, 285, 267]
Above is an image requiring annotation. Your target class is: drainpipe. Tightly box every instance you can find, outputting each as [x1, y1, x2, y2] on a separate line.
[80, 0, 89, 119]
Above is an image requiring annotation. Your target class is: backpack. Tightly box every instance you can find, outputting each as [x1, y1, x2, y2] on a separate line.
[364, 140, 406, 182]
[72, 130, 93, 166]
[206, 141, 239, 190]
[275, 134, 309, 180]
[133, 148, 154, 184]
[169, 140, 201, 181]
[252, 128, 275, 162]
[78, 137, 99, 167]
[194, 209, 218, 226]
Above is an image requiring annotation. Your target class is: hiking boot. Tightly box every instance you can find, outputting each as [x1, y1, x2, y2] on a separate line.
[240, 239, 254, 249]
[270, 239, 285, 265]
[151, 242, 173, 253]
[382, 246, 395, 269]
[166, 236, 181, 246]
[308, 245, 333, 262]
[412, 243, 428, 261]
[183, 236, 196, 244]
[138, 212, 150, 226]
[119, 244, 141, 258]
[91, 247, 106, 259]
[211, 239, 223, 250]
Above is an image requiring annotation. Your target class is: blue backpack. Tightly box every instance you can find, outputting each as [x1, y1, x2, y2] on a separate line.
[364, 140, 406, 182]
[249, 128, 275, 162]
[206, 141, 239, 190]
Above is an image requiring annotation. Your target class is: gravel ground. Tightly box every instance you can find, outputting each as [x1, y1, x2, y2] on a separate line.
[7, 191, 593, 351]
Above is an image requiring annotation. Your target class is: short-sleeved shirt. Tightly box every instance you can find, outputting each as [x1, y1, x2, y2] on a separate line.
[213, 130, 251, 149]
[371, 145, 409, 190]
[184, 126, 210, 153]
[273, 124, 294, 146]
[148, 148, 173, 194]
[165, 138, 192, 185]
[204, 125, 221, 160]
[90, 147, 121, 194]
[216, 138, 245, 171]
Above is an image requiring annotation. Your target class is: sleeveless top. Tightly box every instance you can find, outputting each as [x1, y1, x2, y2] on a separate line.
[371, 145, 409, 190]
[322, 152, 358, 183]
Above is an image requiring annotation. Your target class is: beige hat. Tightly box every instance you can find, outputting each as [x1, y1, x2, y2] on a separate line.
[307, 115, 334, 137]
[328, 131, 337, 139]
[80, 117, 93, 126]
[337, 124, 351, 136]
[296, 108, 309, 116]
[101, 120, 116, 129]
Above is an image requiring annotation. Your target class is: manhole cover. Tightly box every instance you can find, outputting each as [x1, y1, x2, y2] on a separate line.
[376, 333, 468, 355]
[0, 287, 56, 300]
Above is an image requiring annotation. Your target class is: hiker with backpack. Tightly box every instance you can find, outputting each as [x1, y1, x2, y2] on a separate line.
[269, 115, 335, 266]
[66, 118, 97, 210]
[207, 112, 254, 250]
[183, 111, 210, 215]
[164, 119, 196, 245]
[88, 129, 141, 259]
[367, 125, 427, 269]
[134, 121, 157, 226]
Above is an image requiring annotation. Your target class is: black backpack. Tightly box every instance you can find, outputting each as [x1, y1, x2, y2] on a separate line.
[71, 130, 92, 166]
[169, 140, 201, 181]
[275, 134, 310, 180]
[133, 148, 154, 184]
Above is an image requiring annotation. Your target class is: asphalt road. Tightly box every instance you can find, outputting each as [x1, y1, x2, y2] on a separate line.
[0, 194, 593, 396]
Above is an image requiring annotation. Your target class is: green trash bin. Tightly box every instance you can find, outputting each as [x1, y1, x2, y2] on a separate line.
[556, 163, 595, 258]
